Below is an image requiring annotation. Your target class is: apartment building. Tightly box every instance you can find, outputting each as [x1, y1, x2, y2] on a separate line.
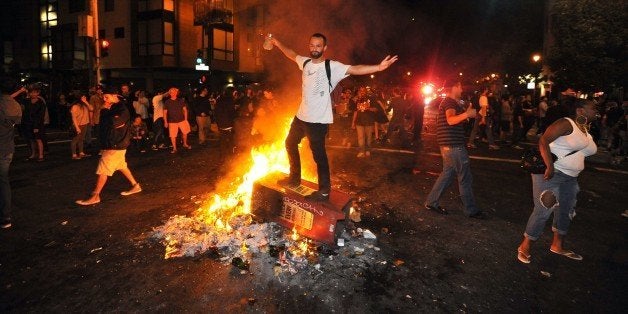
[1, 0, 269, 92]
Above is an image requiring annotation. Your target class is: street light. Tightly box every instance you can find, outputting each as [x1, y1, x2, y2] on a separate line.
[532, 54, 541, 63]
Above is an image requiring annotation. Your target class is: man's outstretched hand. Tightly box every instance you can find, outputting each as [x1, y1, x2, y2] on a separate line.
[379, 55, 399, 71]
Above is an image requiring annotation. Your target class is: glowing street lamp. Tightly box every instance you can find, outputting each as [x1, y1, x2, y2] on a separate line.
[532, 54, 541, 63]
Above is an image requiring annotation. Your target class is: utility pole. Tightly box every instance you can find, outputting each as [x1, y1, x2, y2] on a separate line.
[91, 0, 101, 85]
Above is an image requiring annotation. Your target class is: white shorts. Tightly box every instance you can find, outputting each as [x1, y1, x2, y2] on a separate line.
[96, 150, 128, 176]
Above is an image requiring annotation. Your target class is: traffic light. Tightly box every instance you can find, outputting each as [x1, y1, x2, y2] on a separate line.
[196, 49, 203, 65]
[100, 39, 110, 57]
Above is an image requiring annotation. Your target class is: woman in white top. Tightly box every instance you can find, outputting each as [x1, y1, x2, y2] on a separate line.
[70, 95, 93, 159]
[517, 99, 598, 264]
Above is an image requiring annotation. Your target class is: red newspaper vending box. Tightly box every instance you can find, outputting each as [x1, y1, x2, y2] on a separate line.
[251, 172, 352, 245]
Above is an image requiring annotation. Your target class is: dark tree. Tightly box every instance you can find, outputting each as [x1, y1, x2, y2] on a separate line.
[547, 0, 627, 92]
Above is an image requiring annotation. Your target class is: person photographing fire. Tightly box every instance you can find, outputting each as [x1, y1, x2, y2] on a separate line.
[269, 33, 398, 201]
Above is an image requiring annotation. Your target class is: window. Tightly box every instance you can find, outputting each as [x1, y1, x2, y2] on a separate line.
[212, 28, 233, 61]
[68, 0, 86, 13]
[104, 0, 115, 12]
[163, 0, 174, 11]
[163, 22, 174, 55]
[138, 20, 165, 56]
[114, 27, 125, 38]
[138, 0, 168, 12]
[40, 0, 58, 68]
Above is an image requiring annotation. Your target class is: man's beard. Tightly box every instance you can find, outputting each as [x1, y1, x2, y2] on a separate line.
[310, 51, 323, 59]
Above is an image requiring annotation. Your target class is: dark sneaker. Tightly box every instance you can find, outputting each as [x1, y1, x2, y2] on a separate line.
[469, 211, 488, 220]
[1, 220, 12, 229]
[304, 191, 329, 202]
[425, 204, 448, 215]
[277, 177, 300, 188]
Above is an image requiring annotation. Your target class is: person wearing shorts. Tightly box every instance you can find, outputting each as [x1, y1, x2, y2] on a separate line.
[76, 92, 141, 206]
[163, 87, 191, 153]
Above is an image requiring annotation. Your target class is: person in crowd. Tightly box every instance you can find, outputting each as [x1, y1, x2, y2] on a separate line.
[537, 96, 549, 134]
[76, 91, 141, 206]
[213, 86, 238, 157]
[423, 80, 486, 219]
[0, 80, 22, 229]
[130, 114, 149, 153]
[335, 87, 355, 148]
[151, 89, 169, 150]
[89, 86, 104, 150]
[517, 98, 599, 264]
[352, 86, 377, 157]
[467, 87, 499, 150]
[513, 94, 537, 148]
[70, 95, 93, 160]
[499, 94, 513, 142]
[12, 86, 46, 161]
[510, 96, 525, 149]
[372, 88, 389, 142]
[163, 87, 191, 153]
[133, 90, 150, 131]
[57, 92, 71, 129]
[268, 32, 398, 201]
[120, 83, 136, 118]
[386, 87, 410, 147]
[191, 87, 212, 145]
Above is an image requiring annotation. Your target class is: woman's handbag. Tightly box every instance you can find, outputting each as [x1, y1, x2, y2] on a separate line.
[521, 148, 578, 174]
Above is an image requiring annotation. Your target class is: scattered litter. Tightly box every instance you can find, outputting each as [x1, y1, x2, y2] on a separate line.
[349, 207, 361, 222]
[540, 271, 551, 278]
[248, 298, 257, 305]
[381, 227, 389, 234]
[373, 247, 381, 251]
[90, 247, 103, 253]
[61, 221, 68, 225]
[44, 241, 56, 248]
[406, 295, 412, 299]
[460, 285, 469, 290]
[354, 247, 365, 255]
[393, 259, 405, 267]
[362, 229, 377, 240]
[96, 260, 101, 263]
[337, 238, 345, 247]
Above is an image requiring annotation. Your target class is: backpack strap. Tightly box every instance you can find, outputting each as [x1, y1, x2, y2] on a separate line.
[302, 58, 332, 93]
[302, 58, 312, 69]
[325, 59, 332, 93]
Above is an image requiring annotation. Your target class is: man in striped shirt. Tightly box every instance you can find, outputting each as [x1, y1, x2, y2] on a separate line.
[424, 81, 487, 219]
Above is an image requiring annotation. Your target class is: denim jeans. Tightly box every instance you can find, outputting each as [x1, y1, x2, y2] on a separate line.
[524, 170, 579, 240]
[468, 118, 495, 145]
[0, 153, 13, 221]
[425, 145, 480, 216]
[285, 117, 330, 193]
[153, 118, 166, 146]
[356, 124, 373, 153]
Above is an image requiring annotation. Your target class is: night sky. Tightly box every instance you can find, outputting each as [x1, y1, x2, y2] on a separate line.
[264, 0, 545, 86]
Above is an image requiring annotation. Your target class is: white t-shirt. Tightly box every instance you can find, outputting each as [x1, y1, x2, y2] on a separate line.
[295, 55, 350, 124]
[152, 94, 164, 122]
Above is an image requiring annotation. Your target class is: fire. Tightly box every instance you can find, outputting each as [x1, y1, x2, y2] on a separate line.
[156, 117, 321, 259]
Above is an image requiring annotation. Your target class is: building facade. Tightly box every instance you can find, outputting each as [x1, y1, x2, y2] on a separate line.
[1, 0, 270, 93]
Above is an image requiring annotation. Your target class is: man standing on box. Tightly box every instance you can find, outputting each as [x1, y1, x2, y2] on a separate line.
[269, 33, 397, 201]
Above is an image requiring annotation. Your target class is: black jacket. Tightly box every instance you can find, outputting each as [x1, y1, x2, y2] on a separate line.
[98, 102, 131, 150]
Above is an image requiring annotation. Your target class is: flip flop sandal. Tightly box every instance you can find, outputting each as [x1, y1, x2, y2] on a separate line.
[550, 248, 583, 261]
[517, 249, 531, 264]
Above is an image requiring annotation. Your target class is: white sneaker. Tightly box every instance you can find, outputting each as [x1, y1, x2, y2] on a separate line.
[357, 152, 365, 158]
